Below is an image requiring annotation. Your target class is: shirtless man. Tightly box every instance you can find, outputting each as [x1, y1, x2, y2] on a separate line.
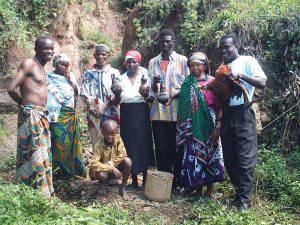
[8, 36, 55, 197]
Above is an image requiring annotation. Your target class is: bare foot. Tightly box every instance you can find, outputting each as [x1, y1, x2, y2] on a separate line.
[118, 188, 133, 201]
[98, 184, 107, 195]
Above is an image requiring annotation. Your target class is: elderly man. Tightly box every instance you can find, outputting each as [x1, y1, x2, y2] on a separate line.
[81, 44, 121, 150]
[219, 34, 267, 211]
[7, 36, 54, 196]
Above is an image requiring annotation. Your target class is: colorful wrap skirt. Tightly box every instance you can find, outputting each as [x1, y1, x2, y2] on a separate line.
[178, 108, 225, 190]
[16, 104, 54, 197]
[50, 106, 85, 178]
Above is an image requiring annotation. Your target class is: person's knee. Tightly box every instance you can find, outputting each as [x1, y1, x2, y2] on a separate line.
[122, 157, 132, 168]
[92, 171, 108, 182]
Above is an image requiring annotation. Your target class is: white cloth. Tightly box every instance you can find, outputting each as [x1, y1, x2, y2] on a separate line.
[229, 56, 267, 106]
[80, 64, 120, 129]
[119, 67, 153, 103]
[46, 72, 77, 122]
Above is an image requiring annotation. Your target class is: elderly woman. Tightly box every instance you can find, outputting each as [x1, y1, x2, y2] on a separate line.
[114, 50, 155, 187]
[177, 52, 225, 196]
[47, 54, 85, 179]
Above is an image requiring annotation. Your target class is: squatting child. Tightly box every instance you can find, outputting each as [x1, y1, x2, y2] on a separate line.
[90, 119, 132, 200]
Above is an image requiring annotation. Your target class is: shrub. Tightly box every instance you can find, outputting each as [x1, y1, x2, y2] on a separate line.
[256, 145, 300, 207]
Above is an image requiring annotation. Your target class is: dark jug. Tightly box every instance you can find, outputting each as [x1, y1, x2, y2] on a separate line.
[110, 74, 122, 94]
[157, 81, 170, 104]
[139, 74, 149, 93]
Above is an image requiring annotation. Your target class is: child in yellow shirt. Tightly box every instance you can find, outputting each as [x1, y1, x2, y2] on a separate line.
[90, 119, 132, 200]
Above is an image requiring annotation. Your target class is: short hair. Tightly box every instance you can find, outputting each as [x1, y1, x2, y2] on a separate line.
[220, 34, 238, 46]
[95, 44, 110, 53]
[35, 36, 52, 49]
[101, 119, 118, 131]
[159, 29, 175, 40]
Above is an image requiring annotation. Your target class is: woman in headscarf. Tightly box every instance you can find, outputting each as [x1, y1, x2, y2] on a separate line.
[47, 54, 86, 179]
[114, 50, 155, 187]
[177, 52, 225, 196]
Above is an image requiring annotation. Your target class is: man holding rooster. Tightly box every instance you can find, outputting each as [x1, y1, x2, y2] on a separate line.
[219, 34, 267, 211]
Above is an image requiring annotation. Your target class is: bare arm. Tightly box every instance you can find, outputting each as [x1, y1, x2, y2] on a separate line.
[229, 73, 267, 89]
[112, 93, 121, 106]
[240, 74, 267, 89]
[7, 59, 32, 105]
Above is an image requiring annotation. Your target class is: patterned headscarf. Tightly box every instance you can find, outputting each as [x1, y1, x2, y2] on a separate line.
[188, 52, 210, 74]
[125, 50, 142, 63]
[53, 54, 70, 67]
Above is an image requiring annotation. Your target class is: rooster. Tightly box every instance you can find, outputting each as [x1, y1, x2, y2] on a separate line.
[206, 64, 249, 104]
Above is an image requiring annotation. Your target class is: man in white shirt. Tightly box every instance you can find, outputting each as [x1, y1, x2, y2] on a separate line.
[81, 44, 121, 150]
[219, 34, 267, 211]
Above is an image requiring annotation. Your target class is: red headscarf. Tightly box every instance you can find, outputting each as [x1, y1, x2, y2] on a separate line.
[125, 50, 142, 63]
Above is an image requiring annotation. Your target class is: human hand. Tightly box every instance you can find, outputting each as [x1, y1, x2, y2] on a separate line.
[89, 110, 99, 117]
[139, 87, 149, 98]
[228, 72, 243, 81]
[153, 75, 161, 85]
[164, 94, 173, 106]
[210, 127, 221, 147]
[111, 85, 122, 96]
[112, 167, 123, 179]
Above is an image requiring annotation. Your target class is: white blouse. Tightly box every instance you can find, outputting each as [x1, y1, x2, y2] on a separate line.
[120, 67, 153, 104]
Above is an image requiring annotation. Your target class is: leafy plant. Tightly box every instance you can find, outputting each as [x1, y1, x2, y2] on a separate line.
[0, 154, 15, 172]
[0, 0, 68, 75]
[256, 145, 300, 207]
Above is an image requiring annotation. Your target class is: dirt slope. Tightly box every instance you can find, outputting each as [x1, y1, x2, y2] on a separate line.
[0, 0, 126, 159]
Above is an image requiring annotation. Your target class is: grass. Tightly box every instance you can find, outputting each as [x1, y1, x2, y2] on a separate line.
[0, 176, 299, 224]
[0, 116, 299, 224]
[0, 182, 133, 225]
[0, 115, 10, 141]
[0, 154, 15, 172]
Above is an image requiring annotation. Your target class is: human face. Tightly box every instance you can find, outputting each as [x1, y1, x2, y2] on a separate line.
[102, 126, 118, 145]
[125, 58, 139, 74]
[219, 37, 239, 64]
[189, 61, 206, 78]
[36, 39, 54, 63]
[55, 61, 69, 76]
[94, 50, 109, 68]
[159, 35, 175, 55]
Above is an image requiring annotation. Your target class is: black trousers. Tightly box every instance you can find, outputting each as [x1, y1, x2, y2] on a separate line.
[221, 105, 258, 203]
[152, 121, 183, 187]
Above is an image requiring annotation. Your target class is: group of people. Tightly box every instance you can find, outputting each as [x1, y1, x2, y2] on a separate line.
[8, 28, 267, 210]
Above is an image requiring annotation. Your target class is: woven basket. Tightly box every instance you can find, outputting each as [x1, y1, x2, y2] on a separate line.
[144, 170, 174, 202]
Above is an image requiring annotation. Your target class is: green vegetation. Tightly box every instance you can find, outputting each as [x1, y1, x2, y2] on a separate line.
[256, 145, 300, 207]
[131, 0, 300, 148]
[0, 183, 133, 224]
[0, 0, 68, 75]
[184, 197, 298, 224]
[1, 144, 300, 224]
[78, 7, 114, 68]
[0, 0, 300, 224]
[0, 122, 9, 139]
[77, 112, 90, 147]
[0, 154, 15, 172]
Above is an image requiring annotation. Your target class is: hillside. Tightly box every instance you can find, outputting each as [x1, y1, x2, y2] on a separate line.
[0, 0, 299, 224]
